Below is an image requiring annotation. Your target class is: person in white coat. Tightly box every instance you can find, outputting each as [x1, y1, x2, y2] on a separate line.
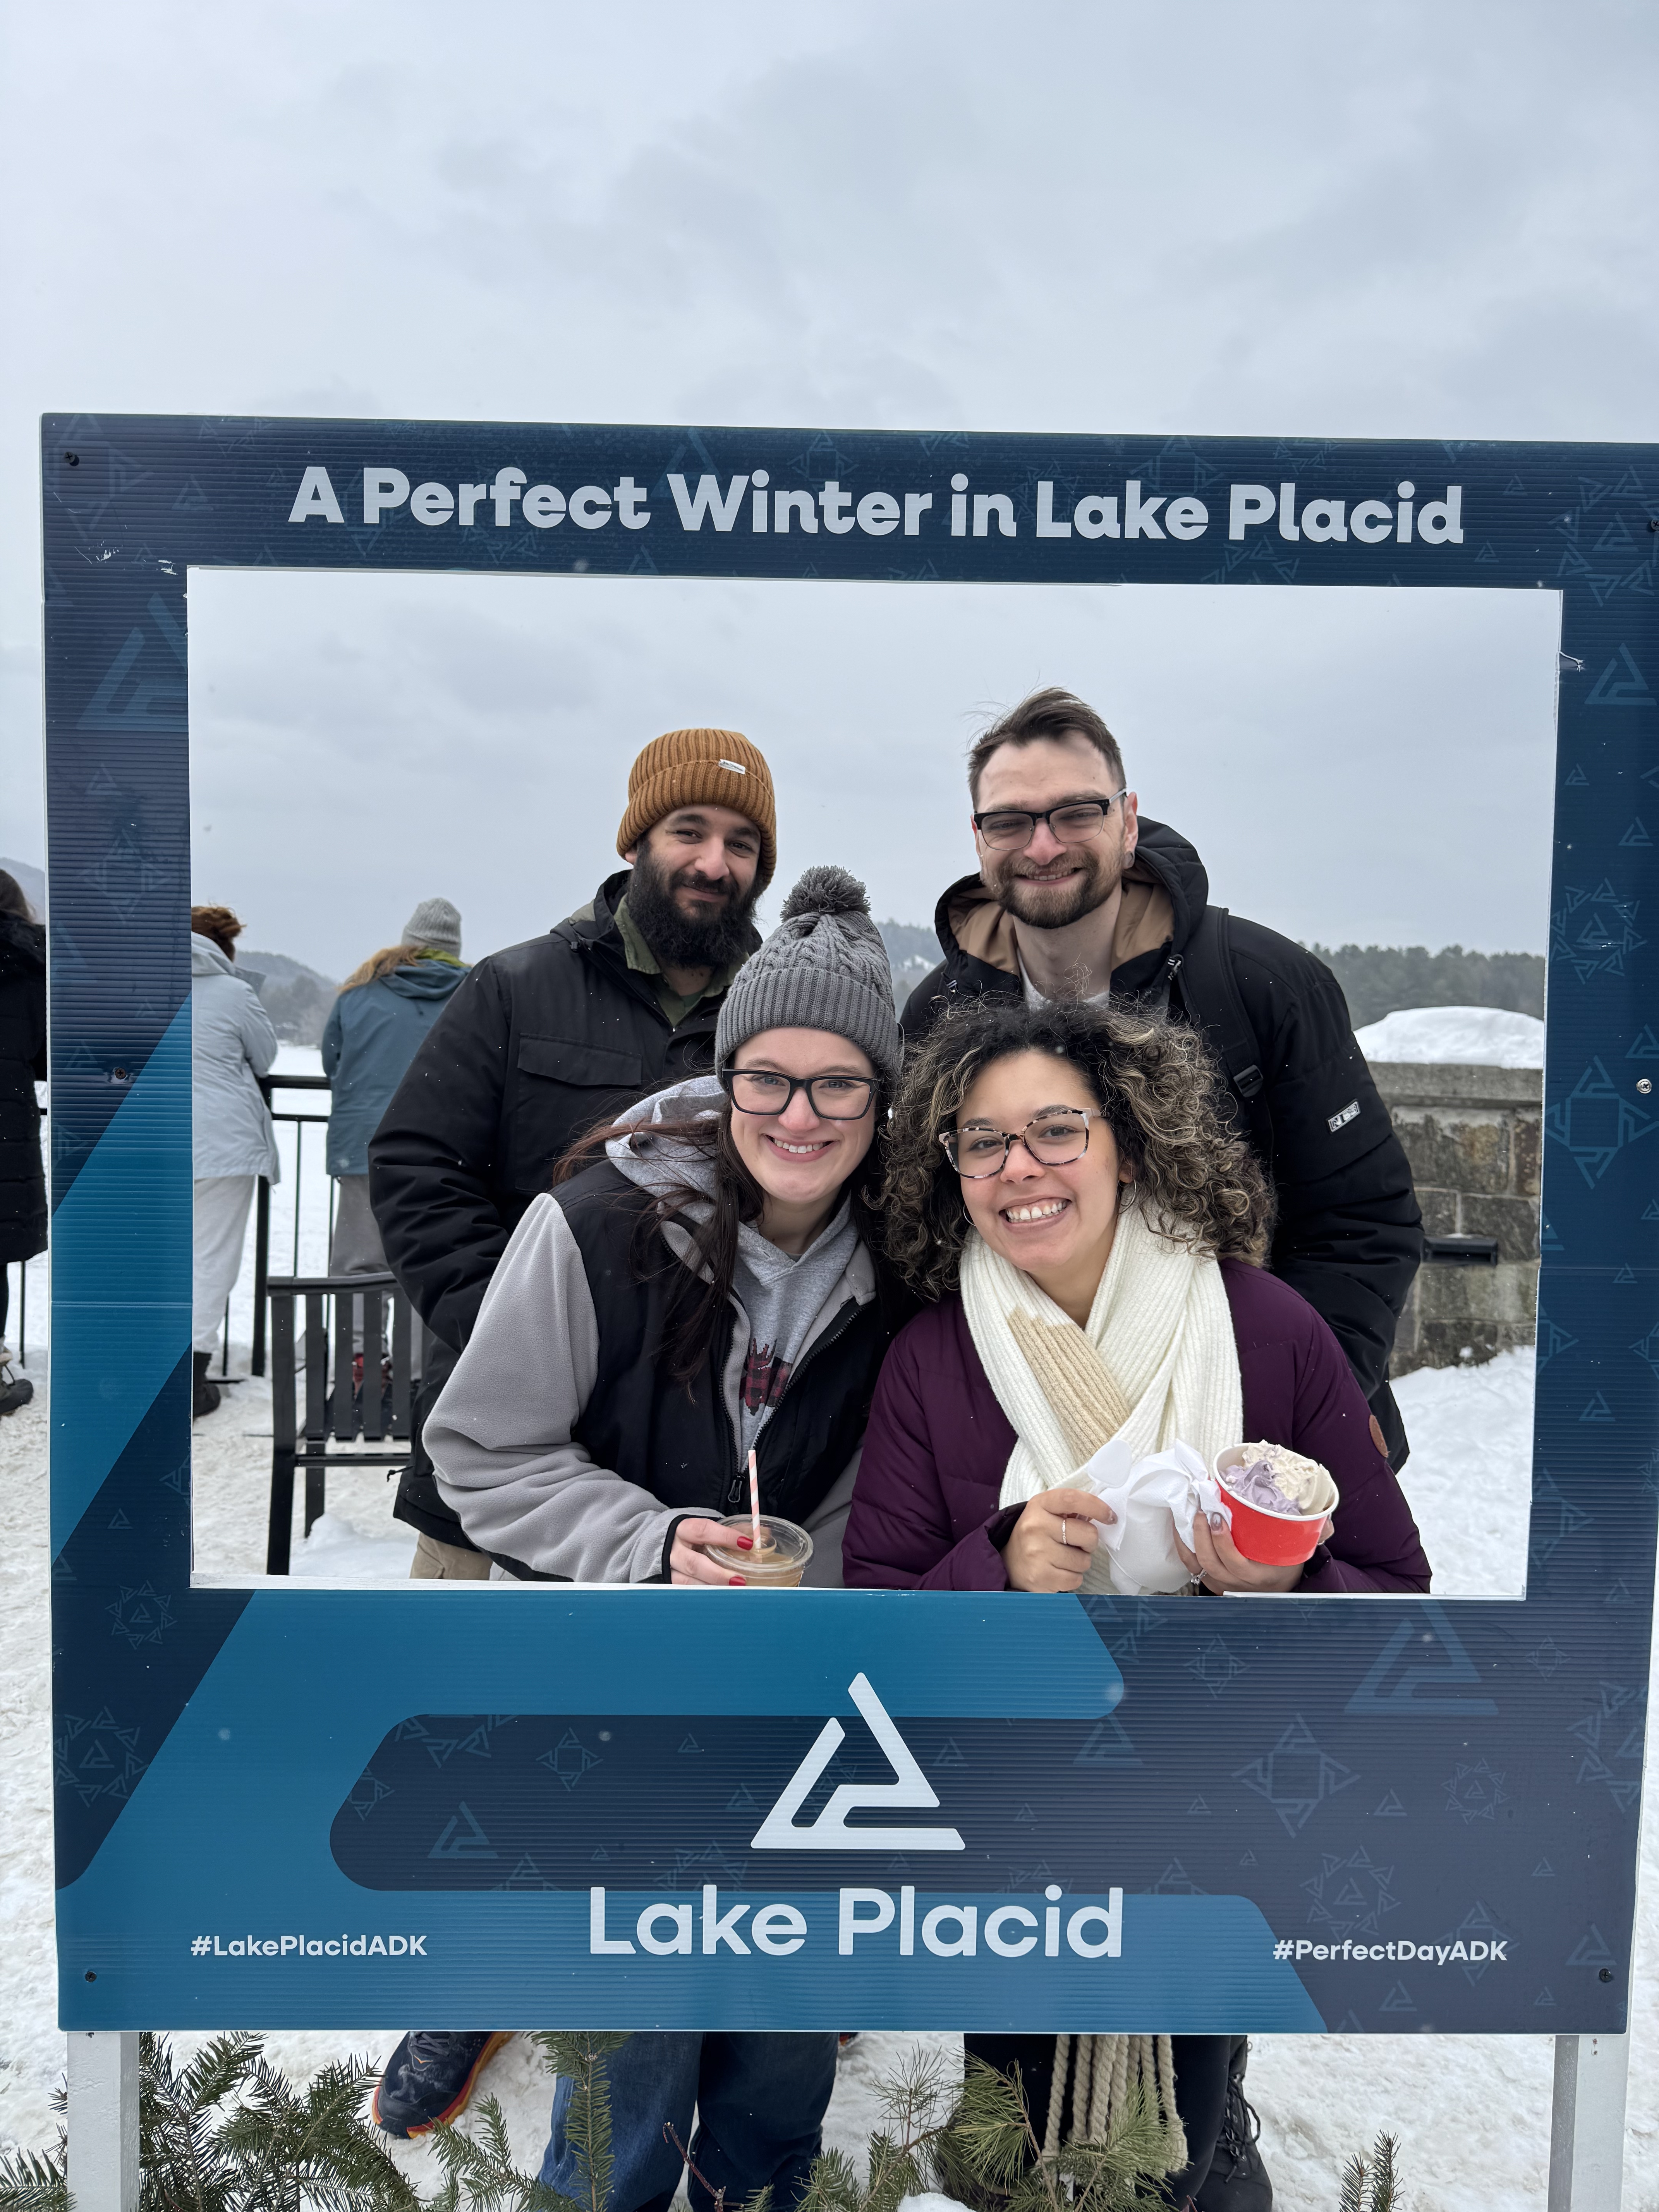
[190, 906, 279, 1417]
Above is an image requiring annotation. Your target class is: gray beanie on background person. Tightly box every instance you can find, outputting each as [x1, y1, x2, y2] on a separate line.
[402, 897, 462, 954]
[716, 865, 902, 1089]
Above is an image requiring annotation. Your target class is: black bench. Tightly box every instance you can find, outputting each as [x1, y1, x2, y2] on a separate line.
[265, 1271, 427, 1574]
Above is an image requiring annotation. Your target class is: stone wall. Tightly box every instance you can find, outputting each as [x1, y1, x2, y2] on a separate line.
[1371, 1061, 1542, 1375]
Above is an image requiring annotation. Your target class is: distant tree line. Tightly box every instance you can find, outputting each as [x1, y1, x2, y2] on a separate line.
[881, 922, 1545, 1027]
[1307, 943, 1544, 1027]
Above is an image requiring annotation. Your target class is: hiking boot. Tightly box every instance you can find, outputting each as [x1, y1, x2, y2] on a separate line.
[1193, 2037, 1271, 2211]
[372, 2031, 512, 2138]
[192, 1351, 221, 1420]
[0, 1354, 32, 1417]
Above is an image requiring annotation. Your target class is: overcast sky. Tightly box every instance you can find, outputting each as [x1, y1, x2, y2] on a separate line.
[7, 2, 1658, 969]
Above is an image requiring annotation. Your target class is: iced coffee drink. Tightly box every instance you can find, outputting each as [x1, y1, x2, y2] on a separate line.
[702, 1514, 814, 1586]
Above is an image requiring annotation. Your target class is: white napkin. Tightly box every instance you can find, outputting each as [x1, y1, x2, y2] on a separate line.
[1071, 1439, 1230, 1596]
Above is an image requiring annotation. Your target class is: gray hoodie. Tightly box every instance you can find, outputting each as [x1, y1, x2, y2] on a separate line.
[424, 1076, 873, 1585]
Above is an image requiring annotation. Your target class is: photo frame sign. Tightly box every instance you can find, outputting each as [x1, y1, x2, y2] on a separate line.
[42, 414, 1657, 2032]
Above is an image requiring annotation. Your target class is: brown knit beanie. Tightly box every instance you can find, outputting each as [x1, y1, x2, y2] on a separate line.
[616, 728, 777, 891]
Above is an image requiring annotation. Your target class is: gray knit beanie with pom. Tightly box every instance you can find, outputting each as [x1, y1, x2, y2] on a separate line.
[716, 865, 902, 1089]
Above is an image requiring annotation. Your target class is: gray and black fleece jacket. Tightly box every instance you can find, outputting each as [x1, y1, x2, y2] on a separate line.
[424, 1084, 900, 1585]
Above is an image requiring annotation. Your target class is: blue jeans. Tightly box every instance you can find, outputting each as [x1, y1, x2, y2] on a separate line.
[540, 2032, 838, 2212]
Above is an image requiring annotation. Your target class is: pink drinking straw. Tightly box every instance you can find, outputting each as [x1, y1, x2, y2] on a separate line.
[748, 1449, 761, 1548]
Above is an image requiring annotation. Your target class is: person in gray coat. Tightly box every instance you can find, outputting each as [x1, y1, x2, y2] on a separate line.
[321, 900, 468, 1275]
[190, 906, 278, 1417]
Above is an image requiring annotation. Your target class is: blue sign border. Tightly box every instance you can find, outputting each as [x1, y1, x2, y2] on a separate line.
[43, 416, 1658, 2033]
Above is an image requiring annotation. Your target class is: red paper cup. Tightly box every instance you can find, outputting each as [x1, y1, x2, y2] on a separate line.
[1212, 1446, 1338, 1567]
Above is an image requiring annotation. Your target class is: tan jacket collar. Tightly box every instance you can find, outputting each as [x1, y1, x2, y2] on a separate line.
[946, 861, 1175, 979]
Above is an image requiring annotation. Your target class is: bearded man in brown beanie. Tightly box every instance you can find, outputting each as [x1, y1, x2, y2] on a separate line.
[370, 726, 775, 1576]
[363, 729, 775, 2140]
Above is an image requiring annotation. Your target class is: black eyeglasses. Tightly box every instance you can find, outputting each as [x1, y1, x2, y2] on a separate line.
[721, 1069, 877, 1121]
[972, 791, 1127, 851]
[941, 1108, 1094, 1177]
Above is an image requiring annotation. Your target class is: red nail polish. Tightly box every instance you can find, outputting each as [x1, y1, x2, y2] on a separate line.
[736, 1535, 754, 1549]
[728, 1575, 746, 1585]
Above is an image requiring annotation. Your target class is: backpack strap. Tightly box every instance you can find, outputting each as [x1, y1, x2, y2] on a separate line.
[1168, 906, 1274, 1158]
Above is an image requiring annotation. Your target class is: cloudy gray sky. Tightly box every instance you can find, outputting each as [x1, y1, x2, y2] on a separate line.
[7, 2, 1657, 970]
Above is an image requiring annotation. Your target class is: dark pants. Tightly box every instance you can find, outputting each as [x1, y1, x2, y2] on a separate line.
[964, 2033, 1236, 2206]
[540, 2031, 838, 2212]
[392, 1341, 487, 1552]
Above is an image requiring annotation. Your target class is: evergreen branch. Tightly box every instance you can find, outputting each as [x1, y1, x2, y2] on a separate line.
[937, 2056, 1039, 2196]
[794, 2144, 865, 2212]
[0, 2140, 69, 2212]
[178, 2035, 264, 2118]
[423, 2103, 577, 2212]
[1337, 2150, 1368, 2212]
[1367, 2132, 1399, 2212]
[524, 2036, 629, 2212]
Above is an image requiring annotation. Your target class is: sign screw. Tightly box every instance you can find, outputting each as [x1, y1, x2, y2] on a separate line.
[1639, 1080, 1652, 1095]
[64, 452, 79, 466]
[1600, 1967, 1614, 1982]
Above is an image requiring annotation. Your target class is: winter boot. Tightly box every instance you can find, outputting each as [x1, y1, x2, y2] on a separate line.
[372, 2031, 512, 2138]
[192, 1351, 221, 1420]
[0, 1351, 32, 1417]
[1193, 2037, 1271, 2211]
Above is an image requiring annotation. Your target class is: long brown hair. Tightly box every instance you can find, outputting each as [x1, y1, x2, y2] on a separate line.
[555, 1091, 884, 1388]
[882, 997, 1273, 1305]
[338, 944, 428, 992]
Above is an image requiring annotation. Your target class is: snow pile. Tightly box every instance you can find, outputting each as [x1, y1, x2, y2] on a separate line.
[291, 1511, 417, 1583]
[1354, 1005, 1544, 1068]
[1386, 1346, 1532, 1597]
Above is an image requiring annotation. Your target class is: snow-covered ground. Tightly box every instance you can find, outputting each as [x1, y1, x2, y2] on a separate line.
[1355, 1005, 1546, 1068]
[10, 1334, 1656, 2208]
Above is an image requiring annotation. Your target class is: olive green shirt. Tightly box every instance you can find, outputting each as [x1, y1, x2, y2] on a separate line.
[614, 895, 745, 1029]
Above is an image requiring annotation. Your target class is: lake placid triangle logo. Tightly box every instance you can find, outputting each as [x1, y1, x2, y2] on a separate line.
[750, 1672, 965, 1851]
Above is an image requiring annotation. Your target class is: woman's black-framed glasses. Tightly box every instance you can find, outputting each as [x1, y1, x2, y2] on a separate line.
[721, 1069, 878, 1120]
[941, 1108, 1094, 1177]
[972, 790, 1127, 851]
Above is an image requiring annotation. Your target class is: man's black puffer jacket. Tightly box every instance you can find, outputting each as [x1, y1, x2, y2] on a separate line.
[901, 821, 1423, 1459]
[369, 872, 759, 1543]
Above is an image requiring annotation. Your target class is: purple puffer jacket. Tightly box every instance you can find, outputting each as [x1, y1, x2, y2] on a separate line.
[843, 1259, 1431, 1594]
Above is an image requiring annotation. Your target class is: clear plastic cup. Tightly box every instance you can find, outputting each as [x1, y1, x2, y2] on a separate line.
[701, 1513, 814, 1586]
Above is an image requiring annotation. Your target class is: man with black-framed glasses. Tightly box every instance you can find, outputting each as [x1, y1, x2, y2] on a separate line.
[903, 685, 1423, 1472]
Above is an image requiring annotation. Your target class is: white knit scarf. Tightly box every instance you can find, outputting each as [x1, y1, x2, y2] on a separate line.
[959, 1200, 1243, 1597]
[961, 1197, 1238, 2175]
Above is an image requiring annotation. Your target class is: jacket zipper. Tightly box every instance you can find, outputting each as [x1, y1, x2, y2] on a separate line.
[720, 1295, 865, 1510]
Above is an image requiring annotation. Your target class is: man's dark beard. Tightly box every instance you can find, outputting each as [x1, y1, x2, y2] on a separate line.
[625, 846, 759, 969]
[985, 842, 1123, 930]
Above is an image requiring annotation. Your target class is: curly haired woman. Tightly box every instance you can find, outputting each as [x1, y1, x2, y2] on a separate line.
[843, 997, 1429, 2211]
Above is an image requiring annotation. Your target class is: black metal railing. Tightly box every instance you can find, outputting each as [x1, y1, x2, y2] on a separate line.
[250, 1072, 336, 1376]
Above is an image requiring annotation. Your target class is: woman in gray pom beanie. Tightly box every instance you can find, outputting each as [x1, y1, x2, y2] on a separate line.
[418, 867, 910, 2212]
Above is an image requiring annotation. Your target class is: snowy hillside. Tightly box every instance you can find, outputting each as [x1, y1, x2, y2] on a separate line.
[1355, 1005, 1545, 1068]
